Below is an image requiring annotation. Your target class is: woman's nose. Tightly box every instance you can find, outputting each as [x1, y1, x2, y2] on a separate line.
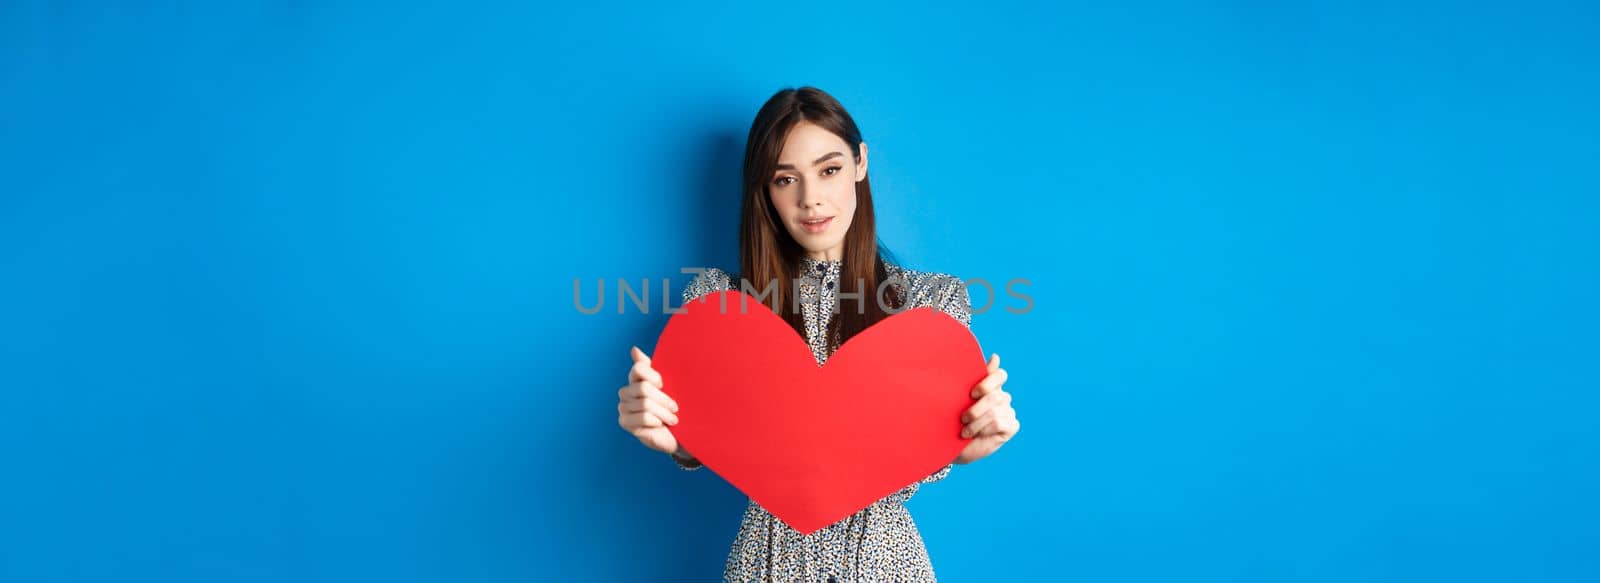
[798, 192, 823, 207]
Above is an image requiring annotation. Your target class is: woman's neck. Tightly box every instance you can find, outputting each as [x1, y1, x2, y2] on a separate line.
[806, 246, 844, 262]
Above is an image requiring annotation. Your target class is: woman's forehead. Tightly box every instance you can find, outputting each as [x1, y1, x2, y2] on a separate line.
[779, 122, 848, 164]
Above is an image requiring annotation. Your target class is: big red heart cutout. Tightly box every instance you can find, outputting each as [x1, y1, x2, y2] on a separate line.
[651, 290, 987, 534]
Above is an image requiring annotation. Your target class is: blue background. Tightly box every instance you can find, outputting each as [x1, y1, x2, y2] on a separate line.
[3, 1, 1597, 581]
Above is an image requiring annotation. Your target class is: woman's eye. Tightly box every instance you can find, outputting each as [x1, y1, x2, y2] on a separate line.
[822, 166, 840, 176]
[773, 176, 794, 186]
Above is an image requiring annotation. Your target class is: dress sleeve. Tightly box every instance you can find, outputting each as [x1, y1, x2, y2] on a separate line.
[930, 274, 973, 328]
[671, 449, 704, 471]
[681, 267, 735, 304]
[921, 274, 972, 484]
[668, 268, 735, 471]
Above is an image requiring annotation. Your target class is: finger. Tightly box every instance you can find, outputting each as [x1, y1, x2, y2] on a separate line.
[619, 398, 650, 415]
[637, 380, 678, 413]
[618, 402, 675, 428]
[971, 368, 1009, 399]
[962, 408, 999, 438]
[624, 410, 664, 429]
[631, 346, 650, 364]
[988, 353, 1000, 373]
[629, 359, 664, 387]
[961, 390, 1012, 423]
[617, 382, 657, 403]
[638, 396, 678, 425]
[977, 407, 1019, 438]
[962, 390, 1005, 422]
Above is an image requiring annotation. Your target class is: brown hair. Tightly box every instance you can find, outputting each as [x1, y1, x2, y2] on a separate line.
[739, 86, 903, 352]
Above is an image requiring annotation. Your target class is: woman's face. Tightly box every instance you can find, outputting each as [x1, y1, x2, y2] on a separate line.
[768, 121, 868, 261]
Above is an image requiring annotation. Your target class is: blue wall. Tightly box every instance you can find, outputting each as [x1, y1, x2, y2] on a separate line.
[3, 1, 1597, 581]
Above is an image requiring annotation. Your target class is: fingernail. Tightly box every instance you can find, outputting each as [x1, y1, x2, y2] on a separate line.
[961, 429, 971, 438]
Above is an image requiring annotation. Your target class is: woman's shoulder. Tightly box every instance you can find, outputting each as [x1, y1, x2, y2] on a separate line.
[681, 267, 738, 303]
[887, 263, 972, 327]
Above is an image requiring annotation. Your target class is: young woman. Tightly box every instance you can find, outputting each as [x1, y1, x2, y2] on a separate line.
[615, 87, 1021, 582]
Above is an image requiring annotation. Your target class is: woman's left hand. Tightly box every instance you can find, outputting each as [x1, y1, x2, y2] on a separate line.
[955, 354, 1020, 464]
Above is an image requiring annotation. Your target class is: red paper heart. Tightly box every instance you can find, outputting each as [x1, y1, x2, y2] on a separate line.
[651, 290, 987, 534]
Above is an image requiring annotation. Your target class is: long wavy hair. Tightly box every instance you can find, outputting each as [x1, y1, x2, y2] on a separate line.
[739, 86, 903, 352]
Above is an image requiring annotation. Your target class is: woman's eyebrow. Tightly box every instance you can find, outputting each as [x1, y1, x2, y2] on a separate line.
[775, 151, 844, 171]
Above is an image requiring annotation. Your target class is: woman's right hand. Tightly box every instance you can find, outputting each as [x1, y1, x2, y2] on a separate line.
[617, 346, 683, 456]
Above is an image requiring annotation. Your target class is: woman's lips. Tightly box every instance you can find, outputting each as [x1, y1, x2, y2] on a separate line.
[800, 216, 833, 234]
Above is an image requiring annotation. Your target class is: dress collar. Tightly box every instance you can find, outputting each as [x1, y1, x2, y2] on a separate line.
[798, 255, 843, 280]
